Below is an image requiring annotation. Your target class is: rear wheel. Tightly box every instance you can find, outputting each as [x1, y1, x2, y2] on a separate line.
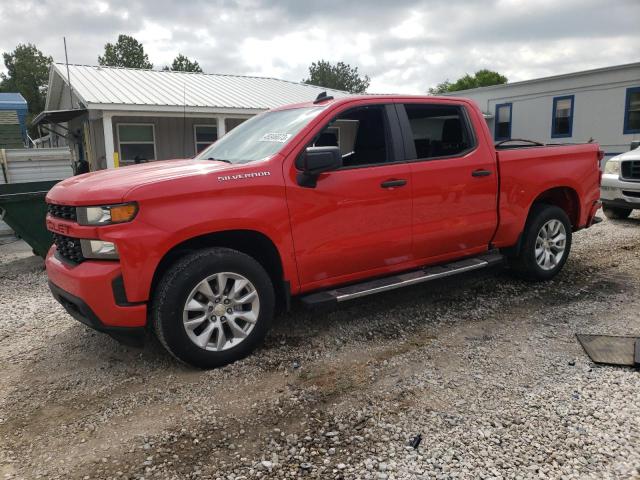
[602, 206, 632, 220]
[509, 204, 572, 281]
[152, 247, 274, 368]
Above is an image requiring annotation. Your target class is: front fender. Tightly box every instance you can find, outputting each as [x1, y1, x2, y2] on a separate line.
[101, 185, 296, 303]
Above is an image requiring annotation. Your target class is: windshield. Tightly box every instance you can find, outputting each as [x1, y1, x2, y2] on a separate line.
[195, 107, 325, 164]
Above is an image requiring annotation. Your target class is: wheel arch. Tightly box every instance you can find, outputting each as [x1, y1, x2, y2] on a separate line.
[503, 186, 579, 257]
[150, 229, 289, 312]
[530, 186, 580, 229]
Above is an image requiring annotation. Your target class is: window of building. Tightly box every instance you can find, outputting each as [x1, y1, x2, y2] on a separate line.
[225, 118, 247, 133]
[551, 95, 574, 138]
[624, 87, 640, 134]
[403, 103, 474, 159]
[314, 105, 390, 168]
[194, 125, 218, 153]
[494, 103, 512, 141]
[117, 124, 156, 164]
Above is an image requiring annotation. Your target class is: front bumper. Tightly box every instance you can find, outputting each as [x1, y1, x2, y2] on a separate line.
[48, 281, 145, 346]
[46, 246, 147, 341]
[601, 174, 640, 210]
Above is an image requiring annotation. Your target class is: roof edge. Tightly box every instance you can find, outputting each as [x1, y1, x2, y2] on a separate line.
[0, 92, 27, 104]
[53, 63, 349, 94]
[50, 63, 89, 109]
[94, 104, 267, 116]
[442, 61, 640, 96]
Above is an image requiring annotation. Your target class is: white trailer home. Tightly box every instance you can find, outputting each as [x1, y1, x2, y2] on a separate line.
[445, 62, 640, 162]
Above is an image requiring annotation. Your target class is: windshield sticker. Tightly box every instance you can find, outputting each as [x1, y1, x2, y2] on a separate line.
[259, 132, 291, 143]
[218, 171, 271, 182]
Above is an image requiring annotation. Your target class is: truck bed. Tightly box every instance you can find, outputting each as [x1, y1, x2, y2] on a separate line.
[491, 142, 601, 249]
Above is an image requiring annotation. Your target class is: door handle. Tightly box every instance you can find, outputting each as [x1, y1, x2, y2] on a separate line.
[471, 169, 492, 177]
[380, 179, 407, 188]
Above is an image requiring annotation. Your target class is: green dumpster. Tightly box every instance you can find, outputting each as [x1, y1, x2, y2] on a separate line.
[0, 180, 60, 258]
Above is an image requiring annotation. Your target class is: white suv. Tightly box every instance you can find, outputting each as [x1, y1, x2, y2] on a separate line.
[601, 145, 640, 219]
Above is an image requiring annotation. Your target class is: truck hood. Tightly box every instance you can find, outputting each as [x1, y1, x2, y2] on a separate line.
[46, 159, 239, 205]
[610, 146, 640, 162]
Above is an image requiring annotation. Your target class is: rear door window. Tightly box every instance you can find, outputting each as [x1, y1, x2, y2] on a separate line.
[402, 103, 474, 160]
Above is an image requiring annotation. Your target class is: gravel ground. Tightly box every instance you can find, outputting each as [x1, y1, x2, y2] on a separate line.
[1, 211, 639, 480]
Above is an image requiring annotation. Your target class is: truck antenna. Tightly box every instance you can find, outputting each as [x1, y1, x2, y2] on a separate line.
[313, 91, 334, 104]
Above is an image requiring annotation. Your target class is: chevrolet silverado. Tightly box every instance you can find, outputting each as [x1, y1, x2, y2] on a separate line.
[45, 94, 602, 368]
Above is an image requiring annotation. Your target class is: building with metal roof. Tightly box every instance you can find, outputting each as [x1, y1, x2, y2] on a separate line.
[36, 63, 348, 170]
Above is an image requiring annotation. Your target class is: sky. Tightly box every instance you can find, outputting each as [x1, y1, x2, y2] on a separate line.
[0, 0, 638, 94]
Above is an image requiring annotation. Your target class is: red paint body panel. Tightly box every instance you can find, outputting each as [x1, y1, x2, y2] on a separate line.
[46, 247, 147, 327]
[47, 159, 240, 205]
[44, 95, 601, 329]
[403, 97, 499, 260]
[492, 145, 602, 248]
[285, 161, 413, 289]
[282, 97, 414, 291]
[48, 159, 297, 306]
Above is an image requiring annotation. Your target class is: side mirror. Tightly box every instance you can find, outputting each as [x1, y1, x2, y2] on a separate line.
[296, 146, 342, 187]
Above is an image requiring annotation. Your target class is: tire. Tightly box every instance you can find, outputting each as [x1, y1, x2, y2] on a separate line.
[152, 247, 275, 368]
[509, 204, 572, 281]
[602, 206, 632, 220]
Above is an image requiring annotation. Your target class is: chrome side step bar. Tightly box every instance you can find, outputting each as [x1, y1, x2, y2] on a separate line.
[300, 251, 505, 307]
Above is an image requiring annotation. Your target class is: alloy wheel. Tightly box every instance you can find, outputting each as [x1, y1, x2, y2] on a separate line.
[182, 272, 260, 351]
[534, 219, 567, 270]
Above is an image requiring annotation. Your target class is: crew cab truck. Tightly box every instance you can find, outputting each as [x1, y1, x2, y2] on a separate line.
[45, 94, 602, 368]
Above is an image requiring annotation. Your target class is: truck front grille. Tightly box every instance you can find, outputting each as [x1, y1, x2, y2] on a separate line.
[53, 234, 85, 264]
[621, 161, 640, 180]
[47, 203, 77, 221]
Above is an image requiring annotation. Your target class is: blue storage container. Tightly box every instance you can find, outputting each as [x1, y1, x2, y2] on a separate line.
[0, 92, 28, 142]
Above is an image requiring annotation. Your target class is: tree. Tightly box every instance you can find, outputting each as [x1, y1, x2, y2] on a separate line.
[163, 54, 203, 73]
[303, 60, 370, 94]
[98, 34, 153, 69]
[429, 69, 507, 94]
[0, 43, 52, 135]
[428, 80, 453, 95]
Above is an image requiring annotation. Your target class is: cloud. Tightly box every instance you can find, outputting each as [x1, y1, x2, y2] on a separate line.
[0, 0, 638, 94]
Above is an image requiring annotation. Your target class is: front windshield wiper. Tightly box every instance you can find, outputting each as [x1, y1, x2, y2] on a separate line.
[205, 157, 232, 164]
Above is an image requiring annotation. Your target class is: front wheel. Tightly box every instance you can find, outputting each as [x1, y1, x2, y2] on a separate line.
[509, 204, 572, 281]
[602, 206, 632, 220]
[152, 247, 275, 368]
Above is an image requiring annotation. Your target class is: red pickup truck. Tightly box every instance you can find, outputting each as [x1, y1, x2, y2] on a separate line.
[45, 94, 602, 368]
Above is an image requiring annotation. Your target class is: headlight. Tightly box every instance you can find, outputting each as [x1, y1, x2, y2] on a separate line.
[604, 160, 621, 175]
[80, 239, 119, 259]
[77, 203, 138, 226]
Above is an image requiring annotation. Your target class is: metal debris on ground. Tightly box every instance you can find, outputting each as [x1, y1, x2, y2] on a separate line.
[576, 334, 640, 367]
[408, 434, 422, 449]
